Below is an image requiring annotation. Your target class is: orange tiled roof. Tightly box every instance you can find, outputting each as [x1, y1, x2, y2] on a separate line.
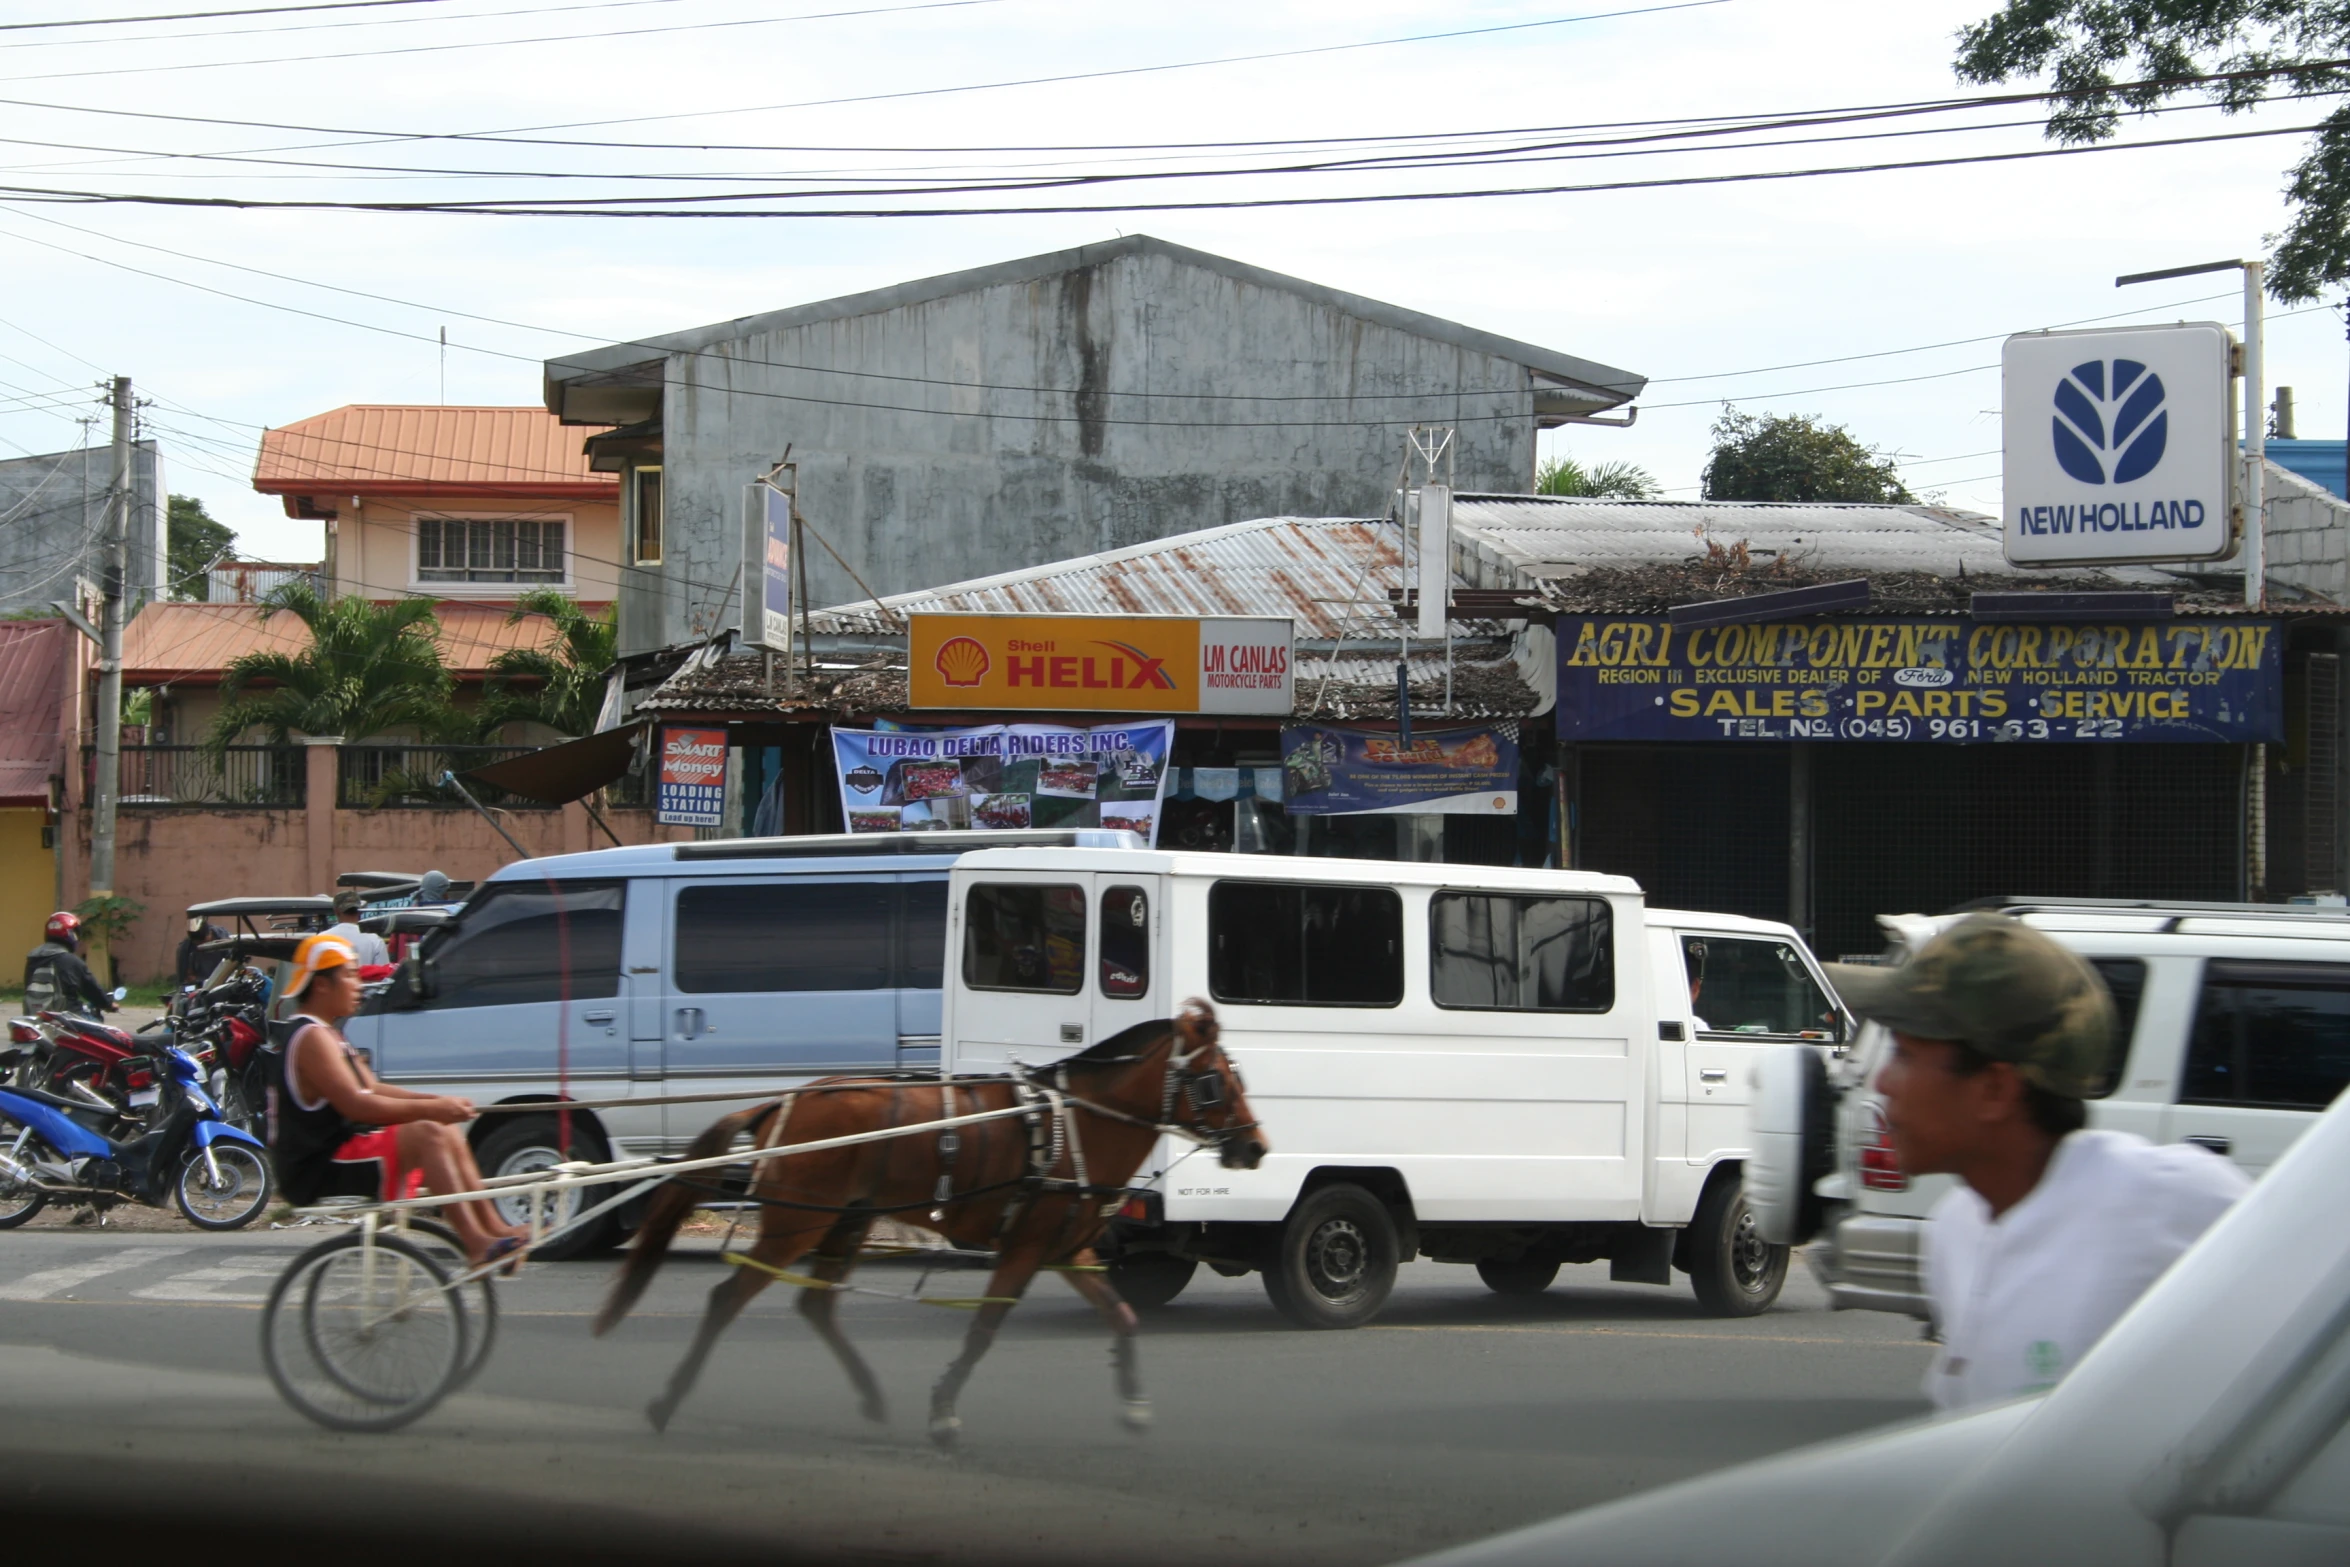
[122, 600, 604, 684]
[253, 406, 617, 500]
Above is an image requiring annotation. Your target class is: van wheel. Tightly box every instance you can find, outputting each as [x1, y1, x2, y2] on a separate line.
[476, 1115, 613, 1262]
[1263, 1184, 1398, 1329]
[1106, 1251, 1197, 1310]
[1688, 1179, 1789, 1317]
[1476, 1254, 1560, 1296]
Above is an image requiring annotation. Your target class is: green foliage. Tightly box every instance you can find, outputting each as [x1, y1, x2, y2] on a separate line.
[475, 589, 618, 741]
[1701, 409, 1916, 504]
[206, 579, 466, 749]
[1535, 455, 1663, 499]
[1954, 1, 2350, 301]
[166, 495, 233, 602]
[73, 891, 144, 950]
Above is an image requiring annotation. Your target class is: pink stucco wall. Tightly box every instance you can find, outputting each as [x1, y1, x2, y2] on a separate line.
[84, 802, 694, 982]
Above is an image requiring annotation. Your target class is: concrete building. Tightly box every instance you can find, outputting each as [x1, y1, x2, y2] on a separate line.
[0, 442, 164, 615]
[542, 234, 1644, 655]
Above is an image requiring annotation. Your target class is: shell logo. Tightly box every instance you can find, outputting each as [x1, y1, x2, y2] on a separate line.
[934, 635, 991, 687]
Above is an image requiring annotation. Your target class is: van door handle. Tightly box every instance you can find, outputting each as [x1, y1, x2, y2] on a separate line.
[583, 1010, 615, 1025]
[2183, 1134, 2232, 1157]
[1698, 1068, 1728, 1083]
[674, 1007, 705, 1038]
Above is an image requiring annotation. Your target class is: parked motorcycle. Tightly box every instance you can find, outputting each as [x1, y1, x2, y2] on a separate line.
[0, 1041, 273, 1230]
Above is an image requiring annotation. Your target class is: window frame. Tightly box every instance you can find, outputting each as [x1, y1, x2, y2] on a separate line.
[2180, 959, 2350, 1112]
[631, 466, 664, 567]
[1098, 884, 1150, 1001]
[412, 511, 574, 592]
[1427, 890, 1615, 1015]
[1682, 933, 1843, 1042]
[414, 877, 625, 1010]
[670, 878, 894, 996]
[1206, 878, 1404, 1010]
[961, 881, 1088, 997]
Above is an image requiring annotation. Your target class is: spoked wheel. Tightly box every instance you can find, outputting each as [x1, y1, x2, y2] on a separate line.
[398, 1219, 500, 1390]
[262, 1232, 465, 1432]
[175, 1144, 273, 1231]
[0, 1121, 49, 1229]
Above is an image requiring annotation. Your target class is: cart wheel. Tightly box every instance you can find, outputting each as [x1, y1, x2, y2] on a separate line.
[400, 1219, 500, 1390]
[261, 1232, 465, 1432]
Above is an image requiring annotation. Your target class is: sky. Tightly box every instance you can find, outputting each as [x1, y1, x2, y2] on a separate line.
[0, 0, 2341, 565]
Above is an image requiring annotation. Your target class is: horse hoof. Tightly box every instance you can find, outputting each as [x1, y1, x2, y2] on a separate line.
[928, 1415, 962, 1451]
[862, 1396, 889, 1425]
[646, 1398, 674, 1433]
[1120, 1400, 1154, 1433]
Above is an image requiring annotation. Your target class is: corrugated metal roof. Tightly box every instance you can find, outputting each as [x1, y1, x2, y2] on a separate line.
[123, 601, 590, 683]
[1448, 495, 2032, 581]
[253, 406, 618, 497]
[0, 619, 70, 805]
[812, 515, 1411, 637]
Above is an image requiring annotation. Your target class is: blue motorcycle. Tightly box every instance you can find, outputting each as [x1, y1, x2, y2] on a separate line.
[0, 1042, 273, 1230]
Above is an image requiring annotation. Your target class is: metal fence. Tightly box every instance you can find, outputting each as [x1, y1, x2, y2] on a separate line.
[97, 745, 305, 807]
[337, 745, 545, 809]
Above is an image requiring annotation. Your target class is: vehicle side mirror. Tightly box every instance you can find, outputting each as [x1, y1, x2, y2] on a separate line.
[111, 986, 128, 1002]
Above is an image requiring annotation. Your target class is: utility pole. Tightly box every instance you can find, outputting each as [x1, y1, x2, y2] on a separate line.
[89, 376, 129, 956]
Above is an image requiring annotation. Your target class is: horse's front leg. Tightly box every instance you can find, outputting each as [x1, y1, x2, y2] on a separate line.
[928, 1251, 1041, 1450]
[1060, 1250, 1150, 1433]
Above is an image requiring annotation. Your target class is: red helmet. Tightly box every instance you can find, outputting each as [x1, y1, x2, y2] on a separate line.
[43, 911, 80, 943]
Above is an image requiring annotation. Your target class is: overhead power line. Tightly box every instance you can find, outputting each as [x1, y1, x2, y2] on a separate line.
[0, 0, 452, 31]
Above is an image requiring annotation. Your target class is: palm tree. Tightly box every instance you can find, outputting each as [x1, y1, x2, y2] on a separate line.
[1536, 455, 1663, 499]
[206, 579, 466, 749]
[475, 589, 617, 741]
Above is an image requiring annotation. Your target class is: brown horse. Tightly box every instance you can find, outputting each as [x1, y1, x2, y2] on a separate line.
[594, 1000, 1266, 1446]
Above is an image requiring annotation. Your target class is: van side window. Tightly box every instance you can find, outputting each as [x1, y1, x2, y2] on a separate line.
[674, 882, 890, 993]
[2082, 958, 2146, 1099]
[899, 880, 949, 990]
[426, 881, 624, 1009]
[1099, 886, 1149, 1000]
[1208, 880, 1402, 1007]
[2182, 961, 2350, 1110]
[1683, 935, 1838, 1038]
[1430, 894, 1612, 1012]
[964, 884, 1086, 995]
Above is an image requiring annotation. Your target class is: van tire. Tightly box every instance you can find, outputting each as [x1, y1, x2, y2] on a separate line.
[1106, 1251, 1197, 1310]
[1263, 1184, 1398, 1329]
[1687, 1179, 1789, 1317]
[1476, 1254, 1560, 1296]
[475, 1115, 614, 1262]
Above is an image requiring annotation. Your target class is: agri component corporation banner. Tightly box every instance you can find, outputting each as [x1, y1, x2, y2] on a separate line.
[1280, 723, 1519, 815]
[1557, 616, 2283, 744]
[832, 721, 1174, 841]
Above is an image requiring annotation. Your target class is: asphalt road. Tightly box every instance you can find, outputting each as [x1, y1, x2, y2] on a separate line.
[0, 1224, 1932, 1566]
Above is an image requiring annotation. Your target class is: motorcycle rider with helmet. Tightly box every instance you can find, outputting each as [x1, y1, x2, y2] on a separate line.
[23, 912, 111, 1019]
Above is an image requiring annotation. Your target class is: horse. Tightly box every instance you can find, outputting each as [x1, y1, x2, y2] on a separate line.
[594, 999, 1267, 1447]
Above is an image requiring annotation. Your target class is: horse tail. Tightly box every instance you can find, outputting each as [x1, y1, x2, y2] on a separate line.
[1175, 996, 1218, 1054]
[593, 1099, 780, 1337]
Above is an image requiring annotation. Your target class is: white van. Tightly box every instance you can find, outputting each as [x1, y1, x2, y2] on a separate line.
[1752, 898, 2350, 1317]
[940, 846, 1851, 1327]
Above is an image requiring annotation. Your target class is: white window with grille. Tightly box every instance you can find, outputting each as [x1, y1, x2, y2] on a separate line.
[414, 515, 570, 587]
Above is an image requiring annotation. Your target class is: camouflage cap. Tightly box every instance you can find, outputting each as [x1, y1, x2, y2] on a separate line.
[1822, 914, 2115, 1098]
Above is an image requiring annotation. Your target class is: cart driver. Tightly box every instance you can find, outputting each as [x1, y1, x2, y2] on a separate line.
[268, 933, 528, 1270]
[1825, 915, 2248, 1411]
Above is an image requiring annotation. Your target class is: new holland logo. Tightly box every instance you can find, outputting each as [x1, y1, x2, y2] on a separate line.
[2052, 358, 2167, 486]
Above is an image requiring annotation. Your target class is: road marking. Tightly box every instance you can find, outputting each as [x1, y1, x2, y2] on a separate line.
[133, 1256, 286, 1303]
[1368, 1323, 1926, 1347]
[0, 1246, 192, 1301]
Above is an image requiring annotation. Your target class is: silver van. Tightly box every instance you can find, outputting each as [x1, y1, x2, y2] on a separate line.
[346, 828, 1136, 1256]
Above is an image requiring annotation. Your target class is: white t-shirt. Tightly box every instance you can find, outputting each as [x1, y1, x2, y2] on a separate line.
[1921, 1128, 2249, 1411]
[326, 920, 391, 967]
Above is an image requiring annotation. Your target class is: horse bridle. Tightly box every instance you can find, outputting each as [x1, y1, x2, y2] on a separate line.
[1159, 1034, 1259, 1153]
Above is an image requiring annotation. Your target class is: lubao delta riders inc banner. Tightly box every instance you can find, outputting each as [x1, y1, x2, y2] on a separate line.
[832, 722, 1174, 841]
[1556, 615, 2282, 743]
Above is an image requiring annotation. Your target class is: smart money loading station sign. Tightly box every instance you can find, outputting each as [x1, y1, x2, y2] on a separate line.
[1558, 616, 2281, 743]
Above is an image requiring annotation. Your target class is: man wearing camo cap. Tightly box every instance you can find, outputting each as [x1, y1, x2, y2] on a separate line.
[1824, 914, 2249, 1411]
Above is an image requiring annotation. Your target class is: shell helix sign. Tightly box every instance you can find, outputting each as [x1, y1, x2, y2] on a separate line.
[908, 613, 1293, 714]
[2002, 322, 2238, 567]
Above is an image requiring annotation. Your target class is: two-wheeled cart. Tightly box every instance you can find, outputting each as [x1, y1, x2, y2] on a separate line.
[259, 1091, 1048, 1432]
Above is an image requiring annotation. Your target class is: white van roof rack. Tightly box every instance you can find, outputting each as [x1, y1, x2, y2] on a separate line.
[1949, 895, 2350, 933]
[672, 827, 1142, 862]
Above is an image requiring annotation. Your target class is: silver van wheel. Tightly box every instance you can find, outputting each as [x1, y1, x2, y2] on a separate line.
[475, 1115, 610, 1261]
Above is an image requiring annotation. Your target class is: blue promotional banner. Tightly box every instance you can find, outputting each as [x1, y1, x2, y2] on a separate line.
[832, 720, 1173, 842]
[1280, 723, 1519, 816]
[1557, 616, 2283, 743]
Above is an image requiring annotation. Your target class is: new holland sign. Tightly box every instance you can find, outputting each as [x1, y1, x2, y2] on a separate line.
[2003, 322, 2237, 568]
[908, 613, 1293, 714]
